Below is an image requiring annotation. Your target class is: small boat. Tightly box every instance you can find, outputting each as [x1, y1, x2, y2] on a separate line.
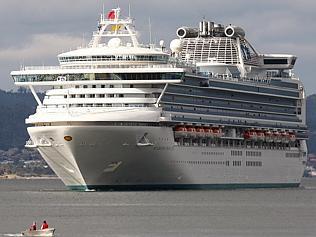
[186, 127, 197, 138]
[288, 132, 296, 142]
[174, 126, 187, 137]
[21, 228, 55, 237]
[196, 127, 205, 137]
[264, 130, 273, 142]
[281, 131, 290, 143]
[204, 127, 214, 138]
[256, 130, 265, 141]
[273, 131, 282, 142]
[212, 127, 223, 138]
[243, 130, 257, 140]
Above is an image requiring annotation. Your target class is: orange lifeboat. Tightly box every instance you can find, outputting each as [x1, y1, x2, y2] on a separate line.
[187, 126, 197, 137]
[273, 131, 282, 142]
[244, 130, 257, 140]
[264, 130, 273, 142]
[288, 132, 296, 142]
[256, 130, 265, 141]
[204, 127, 214, 138]
[196, 127, 205, 137]
[212, 127, 223, 138]
[281, 131, 289, 143]
[174, 126, 187, 138]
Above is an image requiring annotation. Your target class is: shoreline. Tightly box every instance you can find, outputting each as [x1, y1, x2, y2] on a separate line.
[0, 174, 58, 180]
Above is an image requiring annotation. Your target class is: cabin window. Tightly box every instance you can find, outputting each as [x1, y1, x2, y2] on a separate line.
[264, 59, 288, 64]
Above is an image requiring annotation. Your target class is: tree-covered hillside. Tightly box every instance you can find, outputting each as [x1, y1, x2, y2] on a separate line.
[0, 90, 38, 150]
[307, 94, 316, 154]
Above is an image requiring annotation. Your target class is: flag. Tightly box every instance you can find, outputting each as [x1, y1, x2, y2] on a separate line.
[111, 24, 122, 31]
[107, 10, 115, 20]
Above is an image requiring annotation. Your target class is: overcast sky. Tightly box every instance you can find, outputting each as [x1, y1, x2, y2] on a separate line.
[1, 0, 315, 94]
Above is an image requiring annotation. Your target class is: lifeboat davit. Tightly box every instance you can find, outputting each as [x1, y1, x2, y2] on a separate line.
[174, 126, 187, 138]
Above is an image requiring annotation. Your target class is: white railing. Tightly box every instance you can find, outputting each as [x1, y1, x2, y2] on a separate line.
[23, 66, 61, 70]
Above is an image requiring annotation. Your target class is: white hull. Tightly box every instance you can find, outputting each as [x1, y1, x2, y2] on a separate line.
[21, 228, 55, 237]
[28, 125, 306, 190]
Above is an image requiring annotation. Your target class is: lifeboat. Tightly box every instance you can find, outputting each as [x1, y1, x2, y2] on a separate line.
[204, 127, 214, 138]
[288, 132, 296, 142]
[187, 126, 197, 137]
[273, 131, 282, 142]
[264, 130, 274, 142]
[212, 127, 223, 138]
[244, 130, 257, 140]
[196, 127, 205, 137]
[256, 130, 265, 141]
[281, 131, 289, 143]
[174, 126, 187, 138]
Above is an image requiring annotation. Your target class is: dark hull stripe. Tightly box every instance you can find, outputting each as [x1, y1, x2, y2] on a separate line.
[68, 183, 300, 191]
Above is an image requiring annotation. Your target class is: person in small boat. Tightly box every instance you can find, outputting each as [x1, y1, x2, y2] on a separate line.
[30, 221, 36, 231]
[41, 220, 49, 230]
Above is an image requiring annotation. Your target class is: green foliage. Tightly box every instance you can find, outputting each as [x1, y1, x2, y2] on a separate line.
[0, 90, 42, 150]
[306, 94, 316, 154]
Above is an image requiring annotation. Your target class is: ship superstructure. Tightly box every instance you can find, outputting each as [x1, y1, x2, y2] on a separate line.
[11, 9, 308, 190]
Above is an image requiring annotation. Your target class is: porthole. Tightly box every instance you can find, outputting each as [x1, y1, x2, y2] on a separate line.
[64, 136, 73, 142]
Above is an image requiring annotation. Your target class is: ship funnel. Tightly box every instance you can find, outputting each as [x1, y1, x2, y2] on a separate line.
[225, 26, 245, 38]
[200, 21, 208, 36]
[177, 27, 199, 38]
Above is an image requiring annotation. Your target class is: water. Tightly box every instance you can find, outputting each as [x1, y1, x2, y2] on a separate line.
[0, 178, 316, 237]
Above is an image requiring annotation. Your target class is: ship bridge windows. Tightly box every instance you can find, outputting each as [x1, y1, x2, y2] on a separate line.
[58, 54, 168, 63]
[264, 59, 288, 65]
[12, 72, 183, 83]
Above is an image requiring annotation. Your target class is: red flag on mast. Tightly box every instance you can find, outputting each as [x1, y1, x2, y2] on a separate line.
[107, 10, 115, 19]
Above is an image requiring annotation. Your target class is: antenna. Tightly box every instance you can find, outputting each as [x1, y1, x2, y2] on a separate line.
[128, 2, 131, 18]
[149, 17, 152, 45]
[102, 3, 105, 19]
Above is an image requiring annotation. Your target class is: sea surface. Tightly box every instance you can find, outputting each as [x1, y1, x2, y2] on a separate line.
[0, 178, 316, 237]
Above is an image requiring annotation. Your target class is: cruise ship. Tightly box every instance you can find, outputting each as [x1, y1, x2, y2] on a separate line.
[11, 8, 308, 190]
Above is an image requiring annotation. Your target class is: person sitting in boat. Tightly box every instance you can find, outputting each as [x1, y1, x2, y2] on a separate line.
[41, 220, 49, 229]
[30, 221, 36, 231]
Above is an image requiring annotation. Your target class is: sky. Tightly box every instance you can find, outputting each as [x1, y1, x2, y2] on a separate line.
[1, 0, 315, 94]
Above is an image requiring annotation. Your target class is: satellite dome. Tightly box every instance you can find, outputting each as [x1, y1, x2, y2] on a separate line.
[170, 39, 183, 53]
[108, 38, 121, 48]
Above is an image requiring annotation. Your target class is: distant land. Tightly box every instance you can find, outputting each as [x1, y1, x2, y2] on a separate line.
[0, 89, 315, 176]
[0, 89, 52, 177]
